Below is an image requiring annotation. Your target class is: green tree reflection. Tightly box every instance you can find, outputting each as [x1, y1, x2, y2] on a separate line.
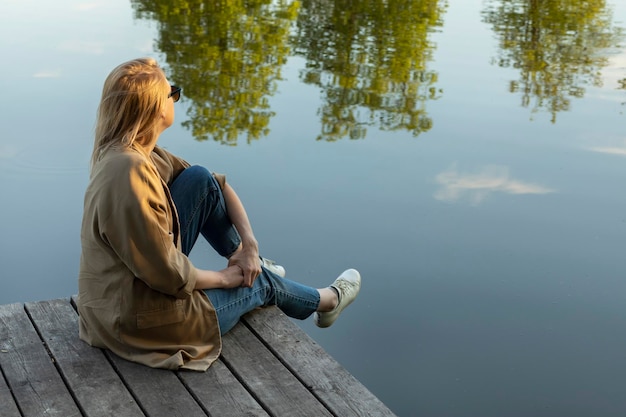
[482, 0, 623, 123]
[291, 0, 447, 141]
[131, 0, 447, 144]
[131, 0, 298, 144]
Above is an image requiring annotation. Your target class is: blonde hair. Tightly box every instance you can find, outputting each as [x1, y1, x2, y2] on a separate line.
[91, 57, 169, 168]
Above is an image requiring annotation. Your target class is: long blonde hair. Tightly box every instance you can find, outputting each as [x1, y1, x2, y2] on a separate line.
[91, 58, 169, 168]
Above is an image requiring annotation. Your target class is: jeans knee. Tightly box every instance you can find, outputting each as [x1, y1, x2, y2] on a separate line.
[186, 165, 212, 183]
[180, 166, 221, 197]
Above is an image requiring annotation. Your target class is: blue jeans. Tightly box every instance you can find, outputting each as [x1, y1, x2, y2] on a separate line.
[169, 165, 320, 334]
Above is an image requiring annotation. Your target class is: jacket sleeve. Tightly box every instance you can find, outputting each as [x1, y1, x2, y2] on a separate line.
[101, 155, 196, 298]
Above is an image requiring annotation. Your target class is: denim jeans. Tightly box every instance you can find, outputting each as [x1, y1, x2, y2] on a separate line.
[169, 165, 320, 334]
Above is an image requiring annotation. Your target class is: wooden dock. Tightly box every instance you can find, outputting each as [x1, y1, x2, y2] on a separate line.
[0, 297, 396, 417]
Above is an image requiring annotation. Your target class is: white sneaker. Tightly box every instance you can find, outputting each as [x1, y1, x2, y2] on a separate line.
[314, 269, 361, 328]
[260, 257, 286, 278]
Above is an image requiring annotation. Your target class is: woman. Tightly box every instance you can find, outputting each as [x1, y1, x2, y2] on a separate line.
[77, 57, 361, 371]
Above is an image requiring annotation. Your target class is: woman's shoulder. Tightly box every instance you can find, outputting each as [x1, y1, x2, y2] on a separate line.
[97, 145, 152, 169]
[92, 146, 159, 184]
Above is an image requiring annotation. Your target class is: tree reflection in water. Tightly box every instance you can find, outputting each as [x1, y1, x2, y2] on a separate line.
[132, 0, 298, 144]
[291, 0, 447, 141]
[482, 0, 624, 123]
[131, 0, 447, 144]
[131, 0, 623, 142]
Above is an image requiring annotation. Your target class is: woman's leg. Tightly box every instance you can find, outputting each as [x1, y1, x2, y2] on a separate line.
[170, 166, 318, 332]
[169, 165, 240, 257]
[205, 268, 320, 335]
[170, 165, 357, 333]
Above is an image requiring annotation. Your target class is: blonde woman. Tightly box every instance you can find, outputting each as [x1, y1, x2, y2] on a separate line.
[77, 58, 361, 370]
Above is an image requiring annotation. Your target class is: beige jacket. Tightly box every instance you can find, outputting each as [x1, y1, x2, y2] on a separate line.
[78, 144, 221, 371]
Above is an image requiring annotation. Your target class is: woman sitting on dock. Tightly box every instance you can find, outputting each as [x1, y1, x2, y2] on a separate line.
[77, 57, 361, 371]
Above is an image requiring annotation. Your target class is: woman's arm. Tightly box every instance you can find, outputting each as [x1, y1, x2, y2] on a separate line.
[222, 182, 261, 287]
[193, 265, 244, 289]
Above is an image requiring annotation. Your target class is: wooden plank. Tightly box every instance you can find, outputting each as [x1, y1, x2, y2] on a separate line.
[242, 307, 397, 417]
[70, 294, 205, 417]
[179, 359, 269, 417]
[0, 303, 81, 417]
[25, 299, 144, 417]
[106, 352, 207, 417]
[220, 320, 333, 417]
[0, 368, 21, 417]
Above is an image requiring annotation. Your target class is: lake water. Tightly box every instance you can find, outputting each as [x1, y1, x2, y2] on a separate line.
[2, 0, 626, 415]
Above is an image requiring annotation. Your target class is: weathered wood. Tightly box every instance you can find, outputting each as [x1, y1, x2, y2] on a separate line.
[0, 303, 81, 417]
[0, 369, 21, 417]
[25, 299, 144, 417]
[243, 307, 397, 417]
[106, 352, 206, 417]
[1, 298, 393, 417]
[179, 359, 269, 417]
[220, 320, 334, 417]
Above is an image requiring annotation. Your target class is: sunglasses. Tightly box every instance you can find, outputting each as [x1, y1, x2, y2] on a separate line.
[168, 85, 182, 102]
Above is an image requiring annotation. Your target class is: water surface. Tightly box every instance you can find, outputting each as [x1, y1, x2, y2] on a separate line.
[1, 1, 626, 415]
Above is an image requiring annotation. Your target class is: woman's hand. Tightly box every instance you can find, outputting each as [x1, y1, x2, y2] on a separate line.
[219, 265, 246, 288]
[228, 245, 261, 288]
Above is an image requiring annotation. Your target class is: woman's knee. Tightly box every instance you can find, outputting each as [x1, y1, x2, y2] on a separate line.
[173, 166, 221, 201]
[183, 165, 216, 187]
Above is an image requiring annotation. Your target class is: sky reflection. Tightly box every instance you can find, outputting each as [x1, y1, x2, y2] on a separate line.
[588, 141, 626, 156]
[434, 163, 555, 205]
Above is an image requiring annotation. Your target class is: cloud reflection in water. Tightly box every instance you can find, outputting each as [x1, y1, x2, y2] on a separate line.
[588, 141, 626, 156]
[435, 164, 555, 206]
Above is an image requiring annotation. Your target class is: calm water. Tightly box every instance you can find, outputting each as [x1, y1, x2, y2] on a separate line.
[2, 0, 626, 415]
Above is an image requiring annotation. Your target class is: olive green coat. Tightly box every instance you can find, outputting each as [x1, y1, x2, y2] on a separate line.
[77, 144, 221, 371]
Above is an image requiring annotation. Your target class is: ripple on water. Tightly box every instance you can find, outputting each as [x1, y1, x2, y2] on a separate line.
[0, 143, 88, 179]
